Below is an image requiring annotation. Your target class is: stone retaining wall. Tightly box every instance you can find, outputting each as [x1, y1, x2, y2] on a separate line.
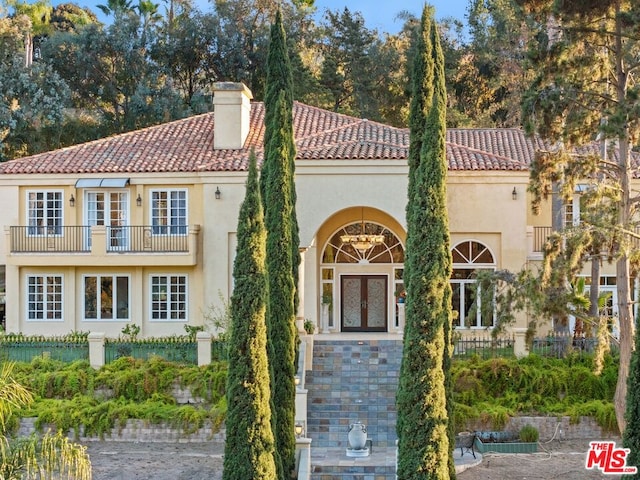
[18, 418, 225, 443]
[18, 415, 614, 444]
[465, 416, 617, 441]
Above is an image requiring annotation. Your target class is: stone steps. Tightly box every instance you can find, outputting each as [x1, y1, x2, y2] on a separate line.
[306, 340, 403, 450]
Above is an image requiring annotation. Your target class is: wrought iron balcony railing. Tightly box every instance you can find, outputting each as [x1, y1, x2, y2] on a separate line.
[9, 225, 191, 254]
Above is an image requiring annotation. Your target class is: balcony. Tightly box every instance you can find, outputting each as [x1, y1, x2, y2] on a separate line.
[6, 225, 200, 267]
[532, 226, 552, 253]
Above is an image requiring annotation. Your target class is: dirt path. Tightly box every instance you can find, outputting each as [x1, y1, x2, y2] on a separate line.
[84, 438, 630, 479]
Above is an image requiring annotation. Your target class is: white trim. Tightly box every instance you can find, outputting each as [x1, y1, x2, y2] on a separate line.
[25, 274, 64, 322]
[148, 273, 189, 322]
[26, 189, 64, 237]
[81, 274, 131, 321]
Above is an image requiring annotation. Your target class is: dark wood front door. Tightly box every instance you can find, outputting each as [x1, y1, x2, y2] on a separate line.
[341, 275, 387, 332]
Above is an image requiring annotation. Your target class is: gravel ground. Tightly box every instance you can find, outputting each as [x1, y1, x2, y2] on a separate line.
[84, 438, 629, 479]
[458, 438, 627, 480]
[84, 441, 225, 480]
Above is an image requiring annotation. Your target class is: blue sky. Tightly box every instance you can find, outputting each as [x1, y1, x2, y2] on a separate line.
[54, 0, 469, 35]
[314, 0, 469, 34]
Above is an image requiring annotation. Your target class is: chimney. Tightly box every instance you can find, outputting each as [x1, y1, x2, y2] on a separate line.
[212, 82, 253, 150]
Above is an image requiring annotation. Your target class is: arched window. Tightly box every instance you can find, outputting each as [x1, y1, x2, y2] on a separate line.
[322, 222, 404, 264]
[450, 241, 495, 328]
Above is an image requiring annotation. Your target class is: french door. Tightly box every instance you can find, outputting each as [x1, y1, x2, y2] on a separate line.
[341, 275, 387, 332]
[86, 192, 129, 249]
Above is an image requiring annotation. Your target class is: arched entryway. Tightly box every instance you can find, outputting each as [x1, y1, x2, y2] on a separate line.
[319, 211, 405, 333]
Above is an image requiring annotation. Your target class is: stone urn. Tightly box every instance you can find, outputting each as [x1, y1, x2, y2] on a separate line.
[348, 422, 367, 450]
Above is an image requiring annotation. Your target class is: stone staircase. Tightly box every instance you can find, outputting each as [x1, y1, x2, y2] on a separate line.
[305, 338, 403, 479]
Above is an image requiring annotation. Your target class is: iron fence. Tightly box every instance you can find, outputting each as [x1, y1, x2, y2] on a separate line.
[211, 340, 228, 362]
[0, 339, 89, 362]
[530, 332, 613, 358]
[105, 339, 197, 364]
[452, 335, 515, 359]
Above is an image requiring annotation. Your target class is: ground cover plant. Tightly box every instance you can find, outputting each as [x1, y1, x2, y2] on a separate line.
[2, 352, 617, 442]
[451, 353, 618, 433]
[6, 356, 227, 439]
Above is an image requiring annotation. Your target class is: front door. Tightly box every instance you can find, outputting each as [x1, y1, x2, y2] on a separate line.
[341, 275, 387, 332]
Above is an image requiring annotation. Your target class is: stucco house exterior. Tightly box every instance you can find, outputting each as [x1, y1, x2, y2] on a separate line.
[0, 82, 598, 339]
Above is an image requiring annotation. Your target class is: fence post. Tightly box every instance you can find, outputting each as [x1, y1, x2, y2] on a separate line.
[88, 332, 105, 369]
[197, 331, 212, 366]
[513, 328, 529, 358]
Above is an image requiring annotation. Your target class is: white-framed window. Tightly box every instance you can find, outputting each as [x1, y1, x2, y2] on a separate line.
[27, 275, 63, 320]
[320, 268, 334, 328]
[150, 275, 187, 321]
[27, 191, 63, 235]
[83, 275, 129, 320]
[85, 191, 129, 248]
[151, 190, 187, 235]
[450, 240, 496, 328]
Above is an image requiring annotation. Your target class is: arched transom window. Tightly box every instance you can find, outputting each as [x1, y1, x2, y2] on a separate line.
[450, 240, 495, 328]
[322, 222, 404, 264]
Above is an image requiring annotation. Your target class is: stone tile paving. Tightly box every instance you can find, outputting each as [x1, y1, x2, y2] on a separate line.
[306, 339, 403, 451]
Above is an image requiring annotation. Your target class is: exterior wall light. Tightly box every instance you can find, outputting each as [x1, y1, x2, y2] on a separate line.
[512, 187, 517, 200]
[136, 194, 142, 207]
[215, 187, 221, 200]
[294, 422, 305, 438]
[69, 194, 75, 207]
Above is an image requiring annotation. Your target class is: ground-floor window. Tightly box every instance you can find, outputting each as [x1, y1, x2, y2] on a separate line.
[27, 275, 62, 320]
[450, 269, 494, 327]
[450, 240, 496, 328]
[150, 275, 187, 320]
[84, 275, 129, 320]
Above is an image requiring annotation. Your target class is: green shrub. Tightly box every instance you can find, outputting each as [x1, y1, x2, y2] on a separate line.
[519, 424, 539, 442]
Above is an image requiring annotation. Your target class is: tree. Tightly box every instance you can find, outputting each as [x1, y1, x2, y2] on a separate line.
[49, 3, 98, 33]
[0, 52, 70, 160]
[317, 8, 380, 119]
[519, 0, 640, 433]
[623, 309, 640, 476]
[223, 151, 277, 480]
[396, 5, 454, 479]
[151, 7, 213, 107]
[261, 9, 298, 480]
[0, 362, 92, 479]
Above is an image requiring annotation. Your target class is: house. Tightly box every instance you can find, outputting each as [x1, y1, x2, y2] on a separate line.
[0, 82, 601, 339]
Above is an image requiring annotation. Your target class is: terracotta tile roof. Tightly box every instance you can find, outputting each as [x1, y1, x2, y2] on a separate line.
[0, 102, 584, 175]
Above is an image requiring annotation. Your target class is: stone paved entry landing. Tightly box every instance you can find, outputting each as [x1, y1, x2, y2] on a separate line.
[305, 338, 403, 478]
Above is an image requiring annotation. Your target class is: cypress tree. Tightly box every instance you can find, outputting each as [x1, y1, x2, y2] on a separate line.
[261, 9, 298, 479]
[223, 151, 276, 480]
[623, 322, 640, 477]
[396, 6, 454, 479]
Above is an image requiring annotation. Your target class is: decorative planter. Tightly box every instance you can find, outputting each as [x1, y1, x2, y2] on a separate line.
[474, 431, 538, 454]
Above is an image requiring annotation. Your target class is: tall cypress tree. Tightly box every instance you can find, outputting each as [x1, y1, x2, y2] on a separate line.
[223, 152, 276, 480]
[396, 5, 454, 479]
[261, 9, 298, 480]
[623, 321, 640, 477]
[262, 10, 301, 315]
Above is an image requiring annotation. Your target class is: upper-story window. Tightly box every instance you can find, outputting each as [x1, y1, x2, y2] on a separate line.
[27, 191, 62, 235]
[450, 240, 496, 328]
[151, 190, 187, 235]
